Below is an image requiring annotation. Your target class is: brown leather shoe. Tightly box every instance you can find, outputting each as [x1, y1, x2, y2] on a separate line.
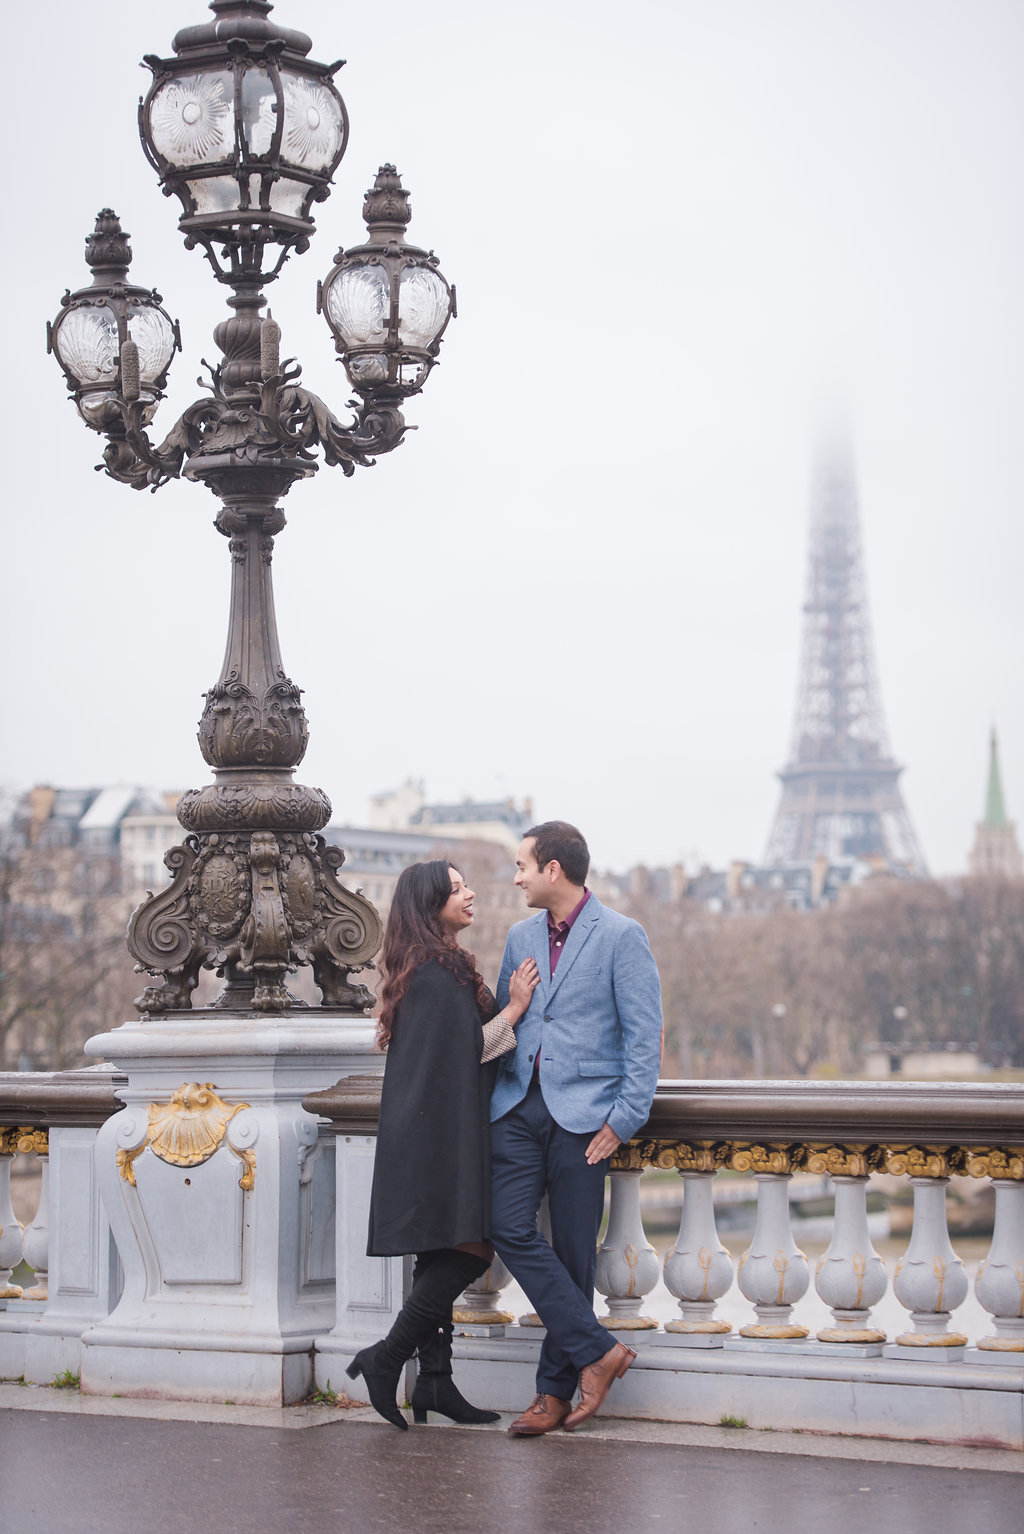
[507, 1392, 573, 1436]
[563, 1342, 637, 1431]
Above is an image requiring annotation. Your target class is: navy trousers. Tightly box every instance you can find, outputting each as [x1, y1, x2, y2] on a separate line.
[490, 1079, 613, 1400]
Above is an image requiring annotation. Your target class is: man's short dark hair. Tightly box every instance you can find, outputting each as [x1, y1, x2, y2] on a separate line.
[524, 821, 590, 886]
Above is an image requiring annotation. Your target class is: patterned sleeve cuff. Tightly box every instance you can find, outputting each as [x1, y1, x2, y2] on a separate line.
[480, 1012, 518, 1063]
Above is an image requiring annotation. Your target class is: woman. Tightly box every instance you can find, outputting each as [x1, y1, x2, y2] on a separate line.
[346, 859, 538, 1428]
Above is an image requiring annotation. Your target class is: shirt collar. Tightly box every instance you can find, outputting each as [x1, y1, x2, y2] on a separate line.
[547, 887, 591, 937]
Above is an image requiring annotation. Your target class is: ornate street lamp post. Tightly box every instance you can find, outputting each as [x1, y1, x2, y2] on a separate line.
[48, 0, 456, 1408]
[49, 1, 454, 1017]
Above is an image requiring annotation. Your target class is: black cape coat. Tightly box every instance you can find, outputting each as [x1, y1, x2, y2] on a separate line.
[367, 959, 498, 1256]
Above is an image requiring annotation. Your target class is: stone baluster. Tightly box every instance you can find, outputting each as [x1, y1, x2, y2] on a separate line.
[813, 1170, 888, 1347]
[18, 1132, 50, 1303]
[594, 1163, 660, 1330]
[453, 1251, 515, 1337]
[886, 1172, 968, 1356]
[737, 1170, 810, 1338]
[662, 1168, 733, 1341]
[971, 1172, 1024, 1357]
[0, 1132, 24, 1299]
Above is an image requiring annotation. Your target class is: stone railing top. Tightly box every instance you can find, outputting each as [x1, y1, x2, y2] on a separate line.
[0, 1067, 127, 1129]
[304, 1075, 1024, 1150]
[641, 1078, 1024, 1146]
[303, 1074, 382, 1133]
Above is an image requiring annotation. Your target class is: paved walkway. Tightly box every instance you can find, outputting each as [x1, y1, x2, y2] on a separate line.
[1, 1385, 1020, 1534]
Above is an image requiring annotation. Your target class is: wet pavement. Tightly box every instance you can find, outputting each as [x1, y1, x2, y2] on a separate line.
[0, 1386, 1020, 1534]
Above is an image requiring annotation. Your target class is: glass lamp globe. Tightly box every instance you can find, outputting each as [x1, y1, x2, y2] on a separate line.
[48, 211, 178, 431]
[139, 1, 349, 279]
[319, 166, 454, 399]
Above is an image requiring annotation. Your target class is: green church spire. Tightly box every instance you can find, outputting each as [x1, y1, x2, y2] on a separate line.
[984, 727, 1009, 828]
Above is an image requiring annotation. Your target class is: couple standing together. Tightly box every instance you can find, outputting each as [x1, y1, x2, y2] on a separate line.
[348, 820, 663, 1435]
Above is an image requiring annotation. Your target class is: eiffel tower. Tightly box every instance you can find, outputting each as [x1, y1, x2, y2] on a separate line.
[764, 447, 927, 873]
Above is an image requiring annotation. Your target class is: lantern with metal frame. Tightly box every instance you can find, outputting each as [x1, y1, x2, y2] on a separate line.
[138, 0, 349, 285]
[319, 165, 456, 401]
[47, 210, 180, 432]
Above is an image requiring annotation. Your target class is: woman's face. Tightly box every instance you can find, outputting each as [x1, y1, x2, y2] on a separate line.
[439, 867, 476, 936]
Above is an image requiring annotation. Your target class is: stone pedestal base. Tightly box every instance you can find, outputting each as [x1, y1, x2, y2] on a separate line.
[883, 1342, 967, 1363]
[81, 1010, 378, 1406]
[455, 1322, 510, 1339]
[964, 1346, 1024, 1368]
[652, 1330, 728, 1350]
[82, 1335, 316, 1407]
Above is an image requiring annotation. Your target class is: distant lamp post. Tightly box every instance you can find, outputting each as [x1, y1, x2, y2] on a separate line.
[48, 0, 455, 1015]
[890, 1005, 909, 1074]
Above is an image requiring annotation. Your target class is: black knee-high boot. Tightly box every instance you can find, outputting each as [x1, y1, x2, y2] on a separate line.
[412, 1317, 501, 1425]
[346, 1250, 489, 1429]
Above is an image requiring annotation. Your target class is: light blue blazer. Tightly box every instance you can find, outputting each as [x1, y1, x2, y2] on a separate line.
[490, 895, 663, 1144]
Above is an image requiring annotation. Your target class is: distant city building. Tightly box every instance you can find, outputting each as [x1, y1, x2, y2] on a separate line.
[609, 852, 910, 916]
[321, 823, 455, 912]
[368, 778, 533, 854]
[120, 796, 185, 895]
[13, 785, 170, 852]
[690, 855, 906, 914]
[10, 781, 530, 914]
[327, 784, 534, 918]
[11, 785, 173, 901]
[968, 727, 1022, 880]
[764, 446, 927, 876]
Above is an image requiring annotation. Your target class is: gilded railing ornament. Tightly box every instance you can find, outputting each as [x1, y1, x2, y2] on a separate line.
[147, 1083, 245, 1165]
[804, 1145, 887, 1179]
[627, 1138, 1024, 1182]
[726, 1143, 806, 1176]
[115, 1142, 146, 1187]
[115, 1082, 256, 1191]
[15, 1130, 49, 1158]
[884, 1145, 970, 1180]
[629, 1140, 734, 1173]
[964, 1148, 1024, 1181]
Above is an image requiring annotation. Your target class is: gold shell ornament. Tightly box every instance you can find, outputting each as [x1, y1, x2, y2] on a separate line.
[147, 1082, 246, 1168]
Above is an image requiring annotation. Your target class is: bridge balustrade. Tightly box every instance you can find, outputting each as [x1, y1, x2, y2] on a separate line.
[0, 1070, 124, 1383]
[308, 1075, 1024, 1446]
[1, 1069, 1022, 1445]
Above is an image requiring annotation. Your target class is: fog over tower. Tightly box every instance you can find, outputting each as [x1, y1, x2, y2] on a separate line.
[764, 447, 927, 873]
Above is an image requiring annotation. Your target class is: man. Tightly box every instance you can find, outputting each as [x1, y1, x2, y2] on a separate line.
[489, 821, 663, 1434]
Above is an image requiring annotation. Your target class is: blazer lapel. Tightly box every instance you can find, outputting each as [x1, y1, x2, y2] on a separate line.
[546, 898, 600, 1003]
[526, 911, 553, 1006]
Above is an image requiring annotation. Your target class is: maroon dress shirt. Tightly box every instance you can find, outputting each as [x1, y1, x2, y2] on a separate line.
[546, 889, 591, 975]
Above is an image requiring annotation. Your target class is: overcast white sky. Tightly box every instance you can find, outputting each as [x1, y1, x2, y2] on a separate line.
[2, 0, 1021, 877]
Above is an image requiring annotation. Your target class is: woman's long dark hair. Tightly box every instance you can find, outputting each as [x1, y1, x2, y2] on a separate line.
[376, 860, 491, 1049]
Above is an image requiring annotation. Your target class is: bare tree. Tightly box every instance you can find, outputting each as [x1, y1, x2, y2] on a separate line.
[0, 835, 138, 1070]
[619, 876, 1024, 1078]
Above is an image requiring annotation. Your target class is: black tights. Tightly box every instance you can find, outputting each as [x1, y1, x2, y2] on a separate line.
[379, 1247, 489, 1367]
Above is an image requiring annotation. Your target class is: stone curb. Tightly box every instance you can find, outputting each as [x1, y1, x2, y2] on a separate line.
[1, 1382, 1020, 1472]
